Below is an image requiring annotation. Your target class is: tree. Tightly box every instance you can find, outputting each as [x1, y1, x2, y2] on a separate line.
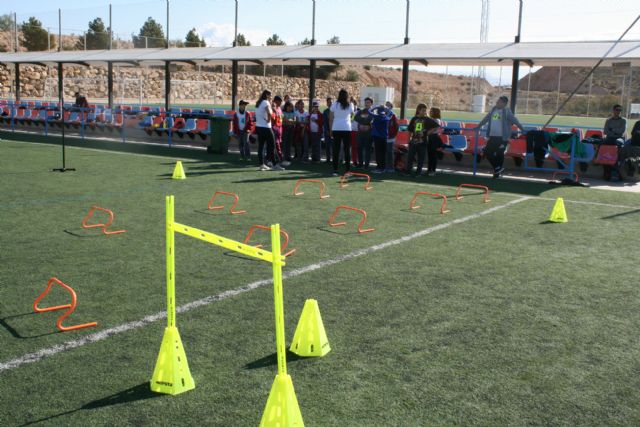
[235, 33, 250, 46]
[327, 35, 340, 44]
[133, 17, 166, 48]
[21, 17, 54, 51]
[77, 17, 110, 50]
[299, 37, 312, 46]
[185, 28, 204, 47]
[0, 14, 13, 32]
[266, 34, 285, 46]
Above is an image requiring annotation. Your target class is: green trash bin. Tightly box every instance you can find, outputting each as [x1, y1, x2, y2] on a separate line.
[207, 116, 232, 154]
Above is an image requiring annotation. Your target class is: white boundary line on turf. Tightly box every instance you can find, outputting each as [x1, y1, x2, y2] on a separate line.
[396, 180, 640, 210]
[0, 196, 530, 373]
[4, 138, 199, 162]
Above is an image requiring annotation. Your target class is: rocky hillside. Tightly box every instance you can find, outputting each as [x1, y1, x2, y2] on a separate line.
[519, 66, 639, 96]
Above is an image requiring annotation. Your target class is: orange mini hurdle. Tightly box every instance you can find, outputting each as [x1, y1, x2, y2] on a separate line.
[340, 172, 373, 191]
[243, 225, 296, 257]
[327, 205, 375, 233]
[551, 171, 580, 182]
[207, 191, 247, 215]
[410, 192, 451, 214]
[33, 277, 98, 332]
[293, 179, 330, 199]
[81, 205, 127, 235]
[455, 184, 491, 203]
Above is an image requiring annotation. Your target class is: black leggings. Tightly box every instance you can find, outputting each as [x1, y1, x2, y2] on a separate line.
[484, 136, 507, 171]
[373, 136, 387, 170]
[332, 131, 351, 173]
[256, 126, 275, 166]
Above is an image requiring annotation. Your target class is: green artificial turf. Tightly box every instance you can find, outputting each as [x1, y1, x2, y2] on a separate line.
[1, 138, 640, 426]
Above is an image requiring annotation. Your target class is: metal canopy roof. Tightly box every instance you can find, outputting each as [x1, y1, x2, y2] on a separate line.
[1, 41, 639, 67]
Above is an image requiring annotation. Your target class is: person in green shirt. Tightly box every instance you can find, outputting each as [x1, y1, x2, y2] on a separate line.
[404, 103, 440, 176]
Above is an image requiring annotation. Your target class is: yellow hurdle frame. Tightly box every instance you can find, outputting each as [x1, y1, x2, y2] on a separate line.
[165, 195, 289, 376]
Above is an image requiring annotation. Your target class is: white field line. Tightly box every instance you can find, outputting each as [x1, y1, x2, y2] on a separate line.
[4, 138, 199, 161]
[0, 196, 530, 374]
[397, 180, 640, 210]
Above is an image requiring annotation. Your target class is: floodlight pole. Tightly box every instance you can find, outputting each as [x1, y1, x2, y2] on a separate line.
[166, 0, 170, 48]
[509, 0, 523, 112]
[309, 0, 317, 108]
[109, 4, 112, 50]
[400, 0, 410, 119]
[231, 0, 239, 109]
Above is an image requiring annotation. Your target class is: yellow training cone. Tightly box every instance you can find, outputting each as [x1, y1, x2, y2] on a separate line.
[172, 161, 186, 180]
[260, 374, 304, 427]
[150, 326, 195, 395]
[290, 299, 331, 357]
[549, 197, 568, 223]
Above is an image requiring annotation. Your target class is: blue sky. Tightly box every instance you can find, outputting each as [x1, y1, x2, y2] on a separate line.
[4, 0, 640, 84]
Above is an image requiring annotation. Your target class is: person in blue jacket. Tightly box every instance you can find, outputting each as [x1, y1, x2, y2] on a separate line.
[369, 104, 394, 173]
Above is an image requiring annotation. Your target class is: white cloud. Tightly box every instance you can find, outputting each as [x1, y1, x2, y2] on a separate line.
[198, 22, 273, 47]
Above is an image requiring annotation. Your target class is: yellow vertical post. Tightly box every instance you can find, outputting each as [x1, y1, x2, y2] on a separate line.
[260, 224, 304, 426]
[271, 224, 286, 376]
[167, 195, 176, 328]
[150, 195, 195, 395]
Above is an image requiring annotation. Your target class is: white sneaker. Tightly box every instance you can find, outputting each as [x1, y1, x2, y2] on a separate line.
[272, 164, 285, 171]
[281, 160, 291, 167]
[266, 161, 273, 168]
[260, 164, 271, 171]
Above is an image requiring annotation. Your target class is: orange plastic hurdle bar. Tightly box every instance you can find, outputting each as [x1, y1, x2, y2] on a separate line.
[410, 192, 451, 214]
[551, 171, 580, 182]
[340, 172, 373, 191]
[455, 184, 491, 203]
[243, 225, 296, 257]
[207, 191, 247, 215]
[81, 205, 127, 235]
[33, 277, 98, 332]
[293, 179, 330, 199]
[327, 205, 375, 233]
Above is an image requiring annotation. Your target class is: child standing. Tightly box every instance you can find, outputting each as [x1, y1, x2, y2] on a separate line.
[232, 99, 253, 161]
[404, 103, 440, 176]
[281, 101, 296, 162]
[294, 100, 309, 161]
[308, 101, 324, 162]
[271, 95, 286, 166]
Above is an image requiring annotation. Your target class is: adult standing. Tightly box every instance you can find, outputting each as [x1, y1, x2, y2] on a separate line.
[255, 89, 284, 171]
[322, 97, 333, 163]
[354, 97, 374, 169]
[475, 95, 525, 178]
[329, 89, 355, 176]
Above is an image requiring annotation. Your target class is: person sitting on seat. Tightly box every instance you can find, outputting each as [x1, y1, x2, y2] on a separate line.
[603, 104, 627, 145]
[617, 119, 640, 178]
[73, 92, 89, 111]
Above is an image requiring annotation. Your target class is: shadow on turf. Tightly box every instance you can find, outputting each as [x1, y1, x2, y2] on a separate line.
[0, 312, 60, 339]
[601, 209, 640, 220]
[19, 382, 161, 426]
[243, 350, 306, 370]
[63, 229, 104, 238]
[316, 225, 365, 235]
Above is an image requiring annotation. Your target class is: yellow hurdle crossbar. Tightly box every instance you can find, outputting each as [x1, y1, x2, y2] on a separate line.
[173, 222, 283, 264]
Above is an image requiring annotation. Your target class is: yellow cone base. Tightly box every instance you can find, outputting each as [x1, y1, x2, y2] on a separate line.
[289, 299, 330, 357]
[172, 161, 186, 180]
[150, 326, 195, 395]
[549, 197, 568, 223]
[259, 374, 304, 427]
